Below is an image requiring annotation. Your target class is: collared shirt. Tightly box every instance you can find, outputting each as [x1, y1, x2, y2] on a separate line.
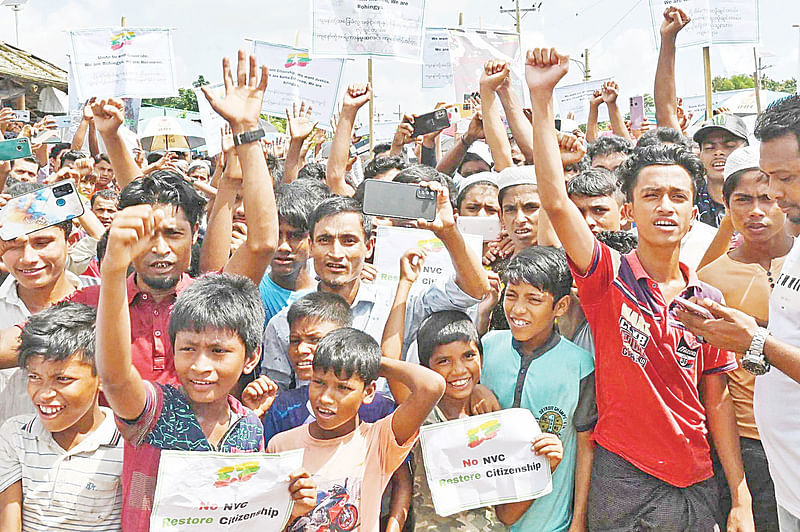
[0, 407, 124, 531]
[571, 240, 736, 488]
[0, 272, 100, 425]
[261, 275, 481, 390]
[67, 273, 195, 386]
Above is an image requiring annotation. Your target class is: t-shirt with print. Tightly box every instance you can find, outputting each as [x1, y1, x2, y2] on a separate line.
[481, 329, 596, 532]
[570, 240, 736, 488]
[115, 381, 264, 532]
[268, 414, 416, 532]
[262, 385, 396, 444]
[411, 405, 507, 532]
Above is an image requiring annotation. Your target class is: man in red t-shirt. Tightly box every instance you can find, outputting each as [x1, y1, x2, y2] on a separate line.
[526, 47, 754, 531]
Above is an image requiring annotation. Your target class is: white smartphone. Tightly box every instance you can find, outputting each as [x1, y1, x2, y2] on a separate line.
[0, 180, 84, 241]
[49, 115, 73, 128]
[10, 110, 30, 123]
[457, 216, 502, 242]
[673, 295, 714, 319]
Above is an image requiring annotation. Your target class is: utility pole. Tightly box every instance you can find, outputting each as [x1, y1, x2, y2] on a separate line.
[499, 1, 542, 34]
[583, 48, 590, 81]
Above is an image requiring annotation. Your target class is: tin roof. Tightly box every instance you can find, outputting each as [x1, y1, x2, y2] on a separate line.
[0, 41, 67, 89]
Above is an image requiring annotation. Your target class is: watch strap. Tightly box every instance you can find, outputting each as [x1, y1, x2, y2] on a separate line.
[747, 327, 770, 358]
[233, 128, 265, 146]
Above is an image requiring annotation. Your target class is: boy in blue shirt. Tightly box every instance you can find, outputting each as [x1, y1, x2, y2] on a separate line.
[481, 246, 596, 532]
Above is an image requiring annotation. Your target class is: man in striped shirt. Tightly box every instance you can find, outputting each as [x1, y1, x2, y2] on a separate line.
[0, 303, 123, 531]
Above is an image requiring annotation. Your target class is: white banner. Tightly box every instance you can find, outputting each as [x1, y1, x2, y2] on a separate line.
[422, 29, 453, 89]
[150, 449, 303, 532]
[373, 226, 482, 288]
[68, 27, 178, 101]
[420, 409, 552, 516]
[311, 0, 426, 60]
[194, 83, 227, 157]
[553, 78, 612, 125]
[648, 0, 760, 48]
[447, 28, 523, 104]
[252, 41, 344, 130]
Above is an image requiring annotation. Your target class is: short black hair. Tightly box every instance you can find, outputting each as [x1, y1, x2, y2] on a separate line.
[168, 273, 265, 358]
[50, 143, 70, 159]
[309, 196, 372, 239]
[93, 153, 112, 165]
[566, 167, 623, 204]
[417, 310, 480, 369]
[18, 302, 97, 372]
[456, 179, 498, 210]
[373, 142, 392, 157]
[722, 167, 766, 205]
[596, 230, 638, 254]
[298, 161, 327, 182]
[393, 164, 457, 207]
[91, 188, 119, 207]
[276, 181, 325, 233]
[312, 327, 381, 383]
[364, 155, 407, 180]
[13, 155, 39, 167]
[118, 170, 206, 229]
[5, 182, 72, 237]
[458, 152, 490, 177]
[587, 135, 634, 161]
[267, 153, 284, 183]
[754, 94, 800, 149]
[564, 155, 590, 175]
[287, 292, 353, 329]
[617, 144, 705, 202]
[636, 127, 691, 150]
[503, 246, 572, 303]
[60, 150, 86, 167]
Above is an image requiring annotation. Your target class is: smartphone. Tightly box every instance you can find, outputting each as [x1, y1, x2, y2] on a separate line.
[630, 96, 644, 130]
[410, 109, 451, 137]
[362, 180, 437, 222]
[673, 296, 714, 319]
[11, 110, 30, 123]
[457, 215, 502, 242]
[0, 180, 85, 241]
[49, 115, 73, 128]
[31, 129, 61, 145]
[0, 137, 33, 161]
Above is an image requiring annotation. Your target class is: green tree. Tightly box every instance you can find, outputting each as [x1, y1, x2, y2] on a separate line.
[143, 75, 209, 112]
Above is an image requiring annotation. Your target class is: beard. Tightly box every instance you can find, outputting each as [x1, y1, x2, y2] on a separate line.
[139, 272, 181, 291]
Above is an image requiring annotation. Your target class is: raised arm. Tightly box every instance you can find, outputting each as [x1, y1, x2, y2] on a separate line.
[202, 50, 278, 284]
[497, 80, 534, 163]
[527, 48, 596, 274]
[283, 102, 317, 183]
[382, 357, 445, 445]
[327, 84, 370, 196]
[389, 117, 416, 158]
[480, 61, 514, 171]
[199, 138, 241, 273]
[585, 90, 603, 143]
[602, 81, 633, 141]
[91, 98, 143, 190]
[96, 205, 158, 420]
[71, 101, 94, 152]
[436, 108, 484, 176]
[654, 7, 690, 130]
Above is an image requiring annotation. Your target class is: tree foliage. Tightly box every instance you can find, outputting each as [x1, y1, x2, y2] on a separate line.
[712, 74, 796, 94]
[142, 75, 209, 112]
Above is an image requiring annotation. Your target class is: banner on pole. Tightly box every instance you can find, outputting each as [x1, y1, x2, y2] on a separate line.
[252, 41, 345, 130]
[311, 0, 426, 60]
[420, 409, 552, 516]
[648, 0, 760, 48]
[447, 28, 523, 104]
[150, 449, 303, 531]
[68, 27, 178, 101]
[553, 78, 612, 125]
[194, 83, 227, 157]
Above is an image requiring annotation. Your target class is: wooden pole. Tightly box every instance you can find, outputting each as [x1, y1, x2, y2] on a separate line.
[458, 12, 463, 26]
[121, 16, 126, 27]
[753, 47, 762, 114]
[368, 58, 374, 155]
[703, 46, 712, 120]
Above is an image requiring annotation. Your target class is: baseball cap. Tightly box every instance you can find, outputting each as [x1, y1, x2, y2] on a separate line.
[723, 145, 760, 181]
[497, 165, 536, 192]
[693, 113, 749, 144]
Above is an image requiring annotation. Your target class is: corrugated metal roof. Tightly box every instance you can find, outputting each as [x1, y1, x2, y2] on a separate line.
[0, 41, 67, 89]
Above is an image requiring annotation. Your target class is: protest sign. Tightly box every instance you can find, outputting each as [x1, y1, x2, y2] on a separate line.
[194, 83, 227, 156]
[422, 29, 453, 88]
[372, 226, 482, 288]
[419, 408, 552, 516]
[150, 449, 303, 532]
[123, 98, 141, 133]
[311, 0, 426, 60]
[68, 28, 178, 101]
[553, 78, 612, 125]
[252, 41, 344, 130]
[447, 28, 524, 105]
[648, 0, 760, 48]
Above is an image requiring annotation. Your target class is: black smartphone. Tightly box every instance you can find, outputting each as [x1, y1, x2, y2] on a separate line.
[410, 109, 451, 137]
[361, 180, 438, 222]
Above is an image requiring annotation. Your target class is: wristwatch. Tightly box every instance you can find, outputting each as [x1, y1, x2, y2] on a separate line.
[742, 327, 771, 376]
[233, 128, 265, 146]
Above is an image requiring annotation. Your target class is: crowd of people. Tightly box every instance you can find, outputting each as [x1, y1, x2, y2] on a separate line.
[1, 6, 800, 532]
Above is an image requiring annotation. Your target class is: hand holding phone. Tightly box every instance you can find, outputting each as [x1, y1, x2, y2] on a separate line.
[362, 180, 438, 222]
[0, 138, 33, 161]
[673, 296, 714, 320]
[410, 109, 451, 137]
[630, 96, 645, 130]
[0, 180, 84, 241]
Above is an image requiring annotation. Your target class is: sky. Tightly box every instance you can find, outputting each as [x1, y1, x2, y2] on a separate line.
[1, 0, 797, 126]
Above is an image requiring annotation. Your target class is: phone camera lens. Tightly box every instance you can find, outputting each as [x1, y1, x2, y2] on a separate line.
[56, 198, 66, 207]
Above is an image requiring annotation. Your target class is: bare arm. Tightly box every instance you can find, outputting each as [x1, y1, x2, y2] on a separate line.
[497, 83, 534, 163]
[389, 118, 415, 158]
[71, 116, 89, 151]
[602, 82, 634, 141]
[327, 84, 370, 196]
[0, 326, 22, 369]
[87, 121, 100, 157]
[527, 48, 596, 274]
[0, 481, 22, 532]
[91, 98, 143, 190]
[75, 207, 106, 240]
[480, 61, 514, 171]
[384, 466, 412, 532]
[570, 430, 595, 532]
[198, 154, 240, 273]
[654, 7, 690, 130]
[382, 357, 445, 445]
[284, 102, 317, 183]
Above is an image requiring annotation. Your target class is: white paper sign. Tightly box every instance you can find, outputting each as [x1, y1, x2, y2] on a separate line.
[68, 27, 178, 101]
[373, 226, 483, 288]
[447, 28, 524, 104]
[194, 83, 227, 157]
[420, 409, 552, 516]
[252, 41, 344, 130]
[422, 29, 453, 88]
[150, 449, 303, 532]
[553, 78, 612, 125]
[648, 0, 760, 48]
[311, 0, 426, 60]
